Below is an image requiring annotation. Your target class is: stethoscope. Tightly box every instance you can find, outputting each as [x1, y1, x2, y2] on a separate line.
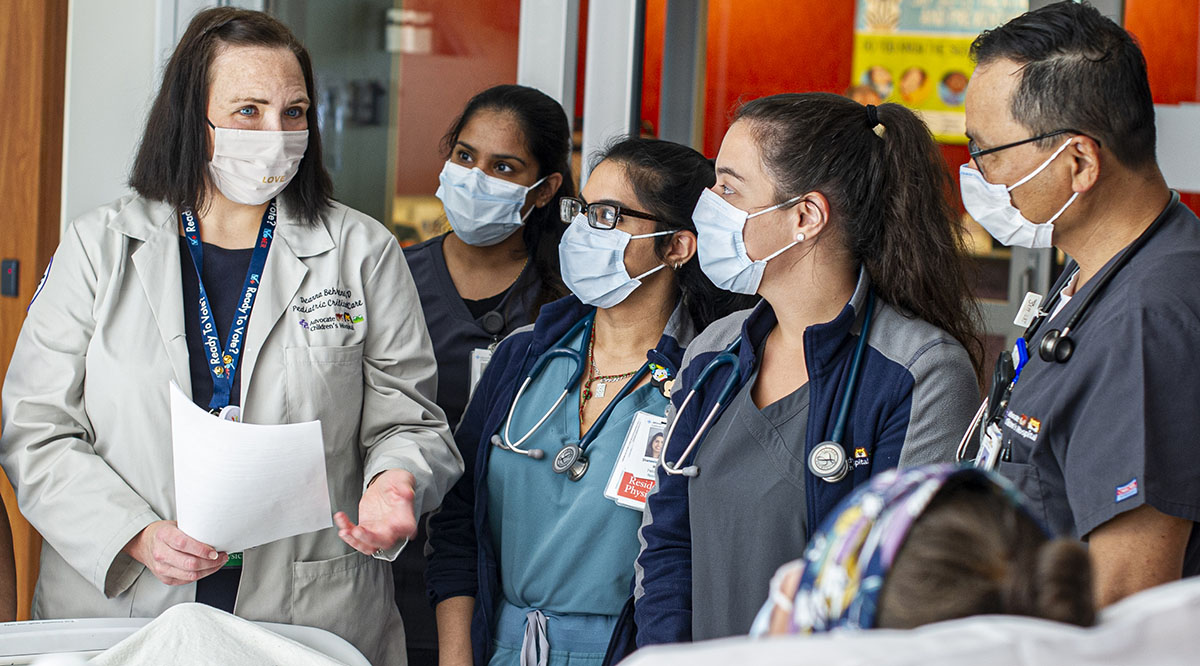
[659, 290, 876, 483]
[957, 191, 1180, 469]
[491, 313, 651, 481]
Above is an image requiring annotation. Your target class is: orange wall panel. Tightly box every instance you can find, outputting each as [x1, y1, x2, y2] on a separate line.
[702, 0, 856, 156]
[1125, 0, 1200, 207]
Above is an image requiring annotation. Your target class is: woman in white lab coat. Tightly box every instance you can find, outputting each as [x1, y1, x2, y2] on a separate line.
[0, 8, 461, 664]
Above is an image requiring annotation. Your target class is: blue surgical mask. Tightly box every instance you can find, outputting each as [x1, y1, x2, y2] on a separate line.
[559, 213, 673, 308]
[959, 138, 1078, 249]
[691, 188, 802, 295]
[435, 161, 547, 246]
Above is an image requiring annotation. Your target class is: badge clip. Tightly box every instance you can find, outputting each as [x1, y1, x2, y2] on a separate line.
[1013, 292, 1044, 328]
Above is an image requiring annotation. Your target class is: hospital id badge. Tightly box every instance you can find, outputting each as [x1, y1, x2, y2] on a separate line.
[603, 411, 668, 511]
[974, 422, 1003, 471]
[469, 348, 493, 396]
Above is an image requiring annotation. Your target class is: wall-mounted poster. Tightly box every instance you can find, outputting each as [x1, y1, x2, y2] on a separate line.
[851, 0, 1028, 144]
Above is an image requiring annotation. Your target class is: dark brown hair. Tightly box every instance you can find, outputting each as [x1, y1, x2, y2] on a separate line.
[130, 7, 332, 224]
[440, 84, 574, 319]
[878, 480, 1095, 629]
[972, 1, 1156, 169]
[735, 93, 985, 384]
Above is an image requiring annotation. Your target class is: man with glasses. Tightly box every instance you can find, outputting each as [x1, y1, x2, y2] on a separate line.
[962, 1, 1200, 607]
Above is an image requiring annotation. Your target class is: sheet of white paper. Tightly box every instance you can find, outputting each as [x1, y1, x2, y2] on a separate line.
[170, 381, 333, 552]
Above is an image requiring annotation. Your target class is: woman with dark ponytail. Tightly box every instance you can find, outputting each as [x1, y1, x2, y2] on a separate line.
[635, 93, 984, 646]
[751, 465, 1095, 635]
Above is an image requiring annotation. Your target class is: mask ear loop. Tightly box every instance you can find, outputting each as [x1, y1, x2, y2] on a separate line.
[626, 229, 676, 281]
[748, 195, 806, 263]
[1006, 138, 1075, 192]
[518, 175, 553, 222]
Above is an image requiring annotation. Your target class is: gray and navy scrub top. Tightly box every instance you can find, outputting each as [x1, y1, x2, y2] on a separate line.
[404, 233, 543, 428]
[487, 324, 669, 619]
[178, 238, 249, 613]
[689, 366, 810, 640]
[401, 233, 546, 659]
[998, 196, 1200, 575]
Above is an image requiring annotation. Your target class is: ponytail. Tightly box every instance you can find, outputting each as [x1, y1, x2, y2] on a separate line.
[869, 103, 985, 385]
[1030, 538, 1096, 626]
[735, 93, 984, 384]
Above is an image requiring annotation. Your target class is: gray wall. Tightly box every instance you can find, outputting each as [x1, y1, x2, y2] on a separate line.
[272, 0, 394, 222]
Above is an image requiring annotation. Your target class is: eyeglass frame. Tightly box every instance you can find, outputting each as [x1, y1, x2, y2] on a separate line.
[967, 128, 1100, 160]
[560, 196, 664, 230]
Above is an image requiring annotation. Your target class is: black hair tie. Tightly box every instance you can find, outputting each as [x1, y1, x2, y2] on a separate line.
[866, 104, 880, 128]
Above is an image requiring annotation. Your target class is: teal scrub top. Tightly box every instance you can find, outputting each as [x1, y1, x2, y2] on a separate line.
[487, 326, 669, 615]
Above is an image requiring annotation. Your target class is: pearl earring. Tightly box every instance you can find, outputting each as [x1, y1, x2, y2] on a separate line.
[796, 232, 806, 242]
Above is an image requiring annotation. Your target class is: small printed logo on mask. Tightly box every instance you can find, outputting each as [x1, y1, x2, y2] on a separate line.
[262, 175, 288, 184]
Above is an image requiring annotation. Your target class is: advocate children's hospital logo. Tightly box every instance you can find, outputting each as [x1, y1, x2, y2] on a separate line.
[293, 286, 365, 332]
[1003, 409, 1042, 443]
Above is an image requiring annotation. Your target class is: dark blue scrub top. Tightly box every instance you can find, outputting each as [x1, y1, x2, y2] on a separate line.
[179, 237, 252, 613]
[403, 233, 541, 429]
[998, 198, 1200, 575]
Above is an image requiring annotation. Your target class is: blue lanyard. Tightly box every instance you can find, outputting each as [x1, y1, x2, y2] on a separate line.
[181, 201, 277, 411]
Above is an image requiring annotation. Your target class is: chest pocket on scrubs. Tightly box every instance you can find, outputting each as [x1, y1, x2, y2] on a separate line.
[285, 343, 364, 445]
[996, 443, 1050, 529]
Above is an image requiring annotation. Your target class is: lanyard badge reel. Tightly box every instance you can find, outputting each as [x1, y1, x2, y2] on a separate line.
[974, 338, 1028, 470]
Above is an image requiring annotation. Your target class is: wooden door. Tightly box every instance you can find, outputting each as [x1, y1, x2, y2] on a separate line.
[0, 0, 69, 620]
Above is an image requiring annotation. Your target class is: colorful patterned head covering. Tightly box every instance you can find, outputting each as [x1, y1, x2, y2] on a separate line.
[783, 463, 1040, 633]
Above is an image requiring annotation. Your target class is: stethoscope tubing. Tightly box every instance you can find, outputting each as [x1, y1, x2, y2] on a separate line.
[493, 316, 592, 458]
[493, 312, 652, 463]
[660, 290, 876, 480]
[957, 191, 1181, 466]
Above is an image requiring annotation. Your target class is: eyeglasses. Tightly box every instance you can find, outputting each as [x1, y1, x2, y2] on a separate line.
[560, 197, 664, 230]
[967, 128, 1097, 160]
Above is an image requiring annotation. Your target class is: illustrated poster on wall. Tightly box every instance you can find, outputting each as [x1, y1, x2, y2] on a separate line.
[851, 0, 1028, 144]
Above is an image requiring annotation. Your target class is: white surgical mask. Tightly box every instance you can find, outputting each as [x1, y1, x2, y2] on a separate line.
[559, 213, 673, 308]
[692, 188, 802, 295]
[959, 138, 1079, 249]
[436, 161, 547, 246]
[207, 121, 308, 206]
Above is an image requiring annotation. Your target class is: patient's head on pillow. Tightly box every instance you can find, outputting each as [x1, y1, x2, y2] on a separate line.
[757, 464, 1095, 635]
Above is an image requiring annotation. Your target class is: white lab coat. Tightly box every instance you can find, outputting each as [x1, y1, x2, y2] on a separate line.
[0, 195, 463, 666]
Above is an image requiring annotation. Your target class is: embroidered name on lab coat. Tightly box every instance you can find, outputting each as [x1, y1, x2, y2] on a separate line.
[293, 287, 364, 331]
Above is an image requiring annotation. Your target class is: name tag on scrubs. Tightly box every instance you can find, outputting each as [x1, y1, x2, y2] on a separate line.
[469, 348, 493, 395]
[604, 411, 668, 511]
[975, 422, 1003, 471]
[1014, 291, 1044, 327]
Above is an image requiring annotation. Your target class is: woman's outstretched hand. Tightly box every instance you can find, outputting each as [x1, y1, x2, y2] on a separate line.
[334, 468, 418, 555]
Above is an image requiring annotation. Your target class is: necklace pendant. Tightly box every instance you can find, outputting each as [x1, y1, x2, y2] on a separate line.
[594, 382, 606, 398]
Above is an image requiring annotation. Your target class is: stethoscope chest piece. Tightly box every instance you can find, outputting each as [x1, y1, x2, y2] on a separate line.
[567, 457, 589, 482]
[1037, 328, 1075, 363]
[552, 444, 583, 475]
[808, 440, 850, 483]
